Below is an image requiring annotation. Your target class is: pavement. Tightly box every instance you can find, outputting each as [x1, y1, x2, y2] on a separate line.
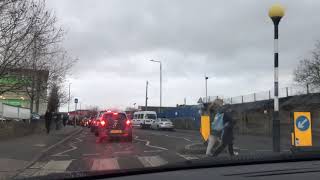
[0, 127, 301, 179]
[0, 125, 82, 179]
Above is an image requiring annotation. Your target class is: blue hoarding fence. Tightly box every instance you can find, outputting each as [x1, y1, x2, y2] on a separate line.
[158, 105, 201, 129]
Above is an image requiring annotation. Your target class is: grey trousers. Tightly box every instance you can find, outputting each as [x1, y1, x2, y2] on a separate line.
[206, 135, 220, 155]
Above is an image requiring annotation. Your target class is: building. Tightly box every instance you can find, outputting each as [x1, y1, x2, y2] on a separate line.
[0, 69, 49, 115]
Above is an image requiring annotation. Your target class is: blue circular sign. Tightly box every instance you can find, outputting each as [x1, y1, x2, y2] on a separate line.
[296, 115, 310, 131]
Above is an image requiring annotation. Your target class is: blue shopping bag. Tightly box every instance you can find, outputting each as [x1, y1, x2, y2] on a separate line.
[211, 113, 224, 131]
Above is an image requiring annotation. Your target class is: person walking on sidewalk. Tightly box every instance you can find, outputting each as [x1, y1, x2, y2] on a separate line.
[212, 106, 235, 157]
[45, 110, 52, 134]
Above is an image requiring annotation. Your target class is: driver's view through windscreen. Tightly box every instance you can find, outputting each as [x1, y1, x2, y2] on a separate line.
[1, 0, 320, 179]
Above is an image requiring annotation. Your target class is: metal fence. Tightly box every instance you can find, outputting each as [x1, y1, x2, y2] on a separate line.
[203, 84, 320, 105]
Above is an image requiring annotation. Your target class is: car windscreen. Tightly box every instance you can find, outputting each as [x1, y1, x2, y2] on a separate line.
[145, 114, 156, 119]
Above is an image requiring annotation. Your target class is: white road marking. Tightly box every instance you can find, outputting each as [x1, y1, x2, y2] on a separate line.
[137, 156, 168, 167]
[135, 136, 168, 151]
[51, 143, 77, 157]
[82, 153, 100, 156]
[256, 149, 272, 152]
[151, 132, 193, 142]
[75, 137, 83, 142]
[176, 153, 199, 160]
[29, 162, 47, 169]
[185, 142, 202, 150]
[143, 150, 162, 153]
[33, 144, 46, 147]
[91, 158, 119, 170]
[113, 151, 132, 154]
[32, 160, 72, 176]
[51, 136, 84, 157]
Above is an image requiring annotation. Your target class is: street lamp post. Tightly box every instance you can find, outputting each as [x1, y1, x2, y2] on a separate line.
[150, 60, 162, 113]
[205, 76, 209, 103]
[269, 4, 285, 152]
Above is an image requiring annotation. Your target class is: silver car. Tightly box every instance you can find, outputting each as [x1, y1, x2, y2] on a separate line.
[151, 118, 174, 130]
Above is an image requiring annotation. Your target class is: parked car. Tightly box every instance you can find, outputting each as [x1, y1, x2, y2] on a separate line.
[132, 111, 157, 128]
[151, 118, 174, 130]
[31, 113, 41, 121]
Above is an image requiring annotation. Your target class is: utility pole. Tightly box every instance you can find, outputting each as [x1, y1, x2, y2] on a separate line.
[150, 60, 162, 113]
[68, 83, 71, 113]
[74, 98, 78, 128]
[145, 81, 148, 111]
[184, 97, 186, 105]
[205, 75, 209, 103]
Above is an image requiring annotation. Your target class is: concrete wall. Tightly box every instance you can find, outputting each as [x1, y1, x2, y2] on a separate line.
[221, 94, 320, 141]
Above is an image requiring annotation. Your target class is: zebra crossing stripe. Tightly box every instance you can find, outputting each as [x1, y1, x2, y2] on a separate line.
[32, 160, 72, 176]
[137, 156, 168, 167]
[91, 158, 120, 170]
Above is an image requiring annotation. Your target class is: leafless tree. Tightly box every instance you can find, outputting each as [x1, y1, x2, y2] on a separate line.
[0, 0, 36, 95]
[0, 0, 76, 113]
[294, 41, 320, 88]
[19, 0, 76, 113]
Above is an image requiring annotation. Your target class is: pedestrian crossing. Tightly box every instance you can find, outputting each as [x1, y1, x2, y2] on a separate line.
[17, 155, 179, 178]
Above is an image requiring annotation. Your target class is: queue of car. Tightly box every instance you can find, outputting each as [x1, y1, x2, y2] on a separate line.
[86, 110, 174, 143]
[132, 111, 174, 131]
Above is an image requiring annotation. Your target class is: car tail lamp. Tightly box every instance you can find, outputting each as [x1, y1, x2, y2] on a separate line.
[101, 120, 106, 126]
[126, 120, 131, 125]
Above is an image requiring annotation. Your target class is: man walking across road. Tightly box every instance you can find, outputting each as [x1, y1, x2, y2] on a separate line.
[212, 106, 236, 157]
[206, 109, 223, 156]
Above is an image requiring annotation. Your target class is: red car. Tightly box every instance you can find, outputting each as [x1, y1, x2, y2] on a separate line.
[96, 111, 132, 142]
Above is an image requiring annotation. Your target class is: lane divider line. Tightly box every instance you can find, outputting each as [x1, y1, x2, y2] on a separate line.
[150, 132, 192, 142]
[51, 143, 78, 157]
[134, 136, 168, 151]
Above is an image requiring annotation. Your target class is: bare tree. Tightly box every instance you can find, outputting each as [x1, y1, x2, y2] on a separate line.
[294, 41, 320, 87]
[0, 0, 76, 113]
[0, 0, 37, 95]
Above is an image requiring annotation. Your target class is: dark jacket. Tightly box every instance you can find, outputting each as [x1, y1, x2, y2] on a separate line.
[221, 112, 234, 144]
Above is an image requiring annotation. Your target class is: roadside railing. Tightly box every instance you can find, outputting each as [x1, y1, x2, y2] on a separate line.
[203, 84, 320, 105]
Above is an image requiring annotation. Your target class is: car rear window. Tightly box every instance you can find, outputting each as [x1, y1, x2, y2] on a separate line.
[103, 113, 127, 121]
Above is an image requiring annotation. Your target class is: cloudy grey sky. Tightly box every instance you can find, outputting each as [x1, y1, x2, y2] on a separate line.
[46, 0, 320, 111]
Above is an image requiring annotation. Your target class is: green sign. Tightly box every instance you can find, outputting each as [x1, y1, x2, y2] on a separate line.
[0, 75, 31, 85]
[0, 99, 30, 107]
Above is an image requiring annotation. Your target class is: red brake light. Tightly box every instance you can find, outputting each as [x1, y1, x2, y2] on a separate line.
[101, 120, 105, 126]
[126, 120, 131, 125]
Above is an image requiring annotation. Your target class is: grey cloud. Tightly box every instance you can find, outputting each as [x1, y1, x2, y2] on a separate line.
[46, 0, 320, 109]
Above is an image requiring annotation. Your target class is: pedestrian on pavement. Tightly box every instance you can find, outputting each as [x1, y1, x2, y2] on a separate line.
[62, 114, 68, 127]
[56, 113, 61, 130]
[212, 106, 235, 157]
[44, 110, 52, 134]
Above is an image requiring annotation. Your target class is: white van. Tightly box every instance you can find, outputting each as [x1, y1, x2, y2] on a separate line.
[132, 111, 157, 128]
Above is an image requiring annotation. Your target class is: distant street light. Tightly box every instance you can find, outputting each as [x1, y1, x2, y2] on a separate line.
[150, 59, 162, 113]
[269, 3, 285, 152]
